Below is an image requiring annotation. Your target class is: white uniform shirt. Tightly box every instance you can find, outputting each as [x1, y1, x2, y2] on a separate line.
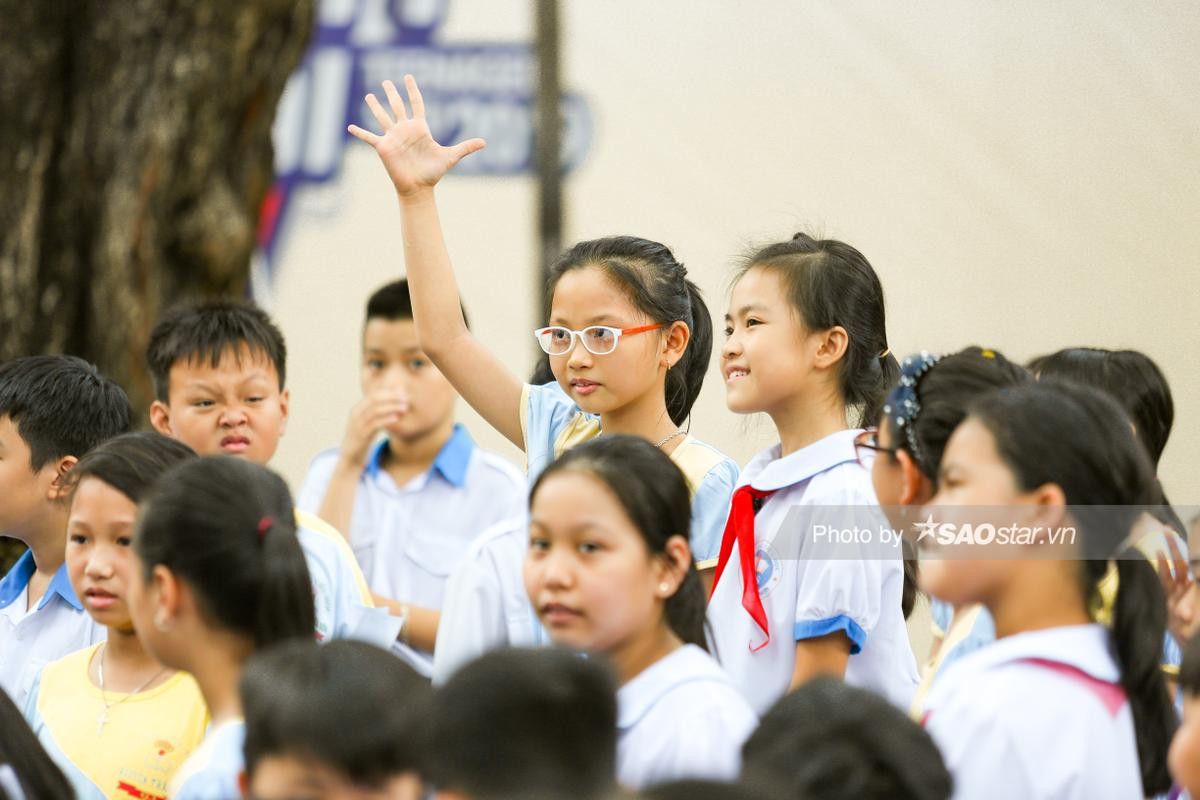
[298, 426, 525, 674]
[707, 431, 919, 714]
[617, 644, 758, 790]
[0, 551, 104, 709]
[431, 516, 549, 685]
[169, 719, 245, 800]
[924, 624, 1142, 800]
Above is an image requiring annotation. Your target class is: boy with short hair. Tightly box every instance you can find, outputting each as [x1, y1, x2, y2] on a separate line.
[146, 299, 400, 646]
[297, 279, 525, 675]
[0, 356, 132, 707]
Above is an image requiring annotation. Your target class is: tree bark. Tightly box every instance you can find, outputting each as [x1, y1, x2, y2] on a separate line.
[0, 0, 315, 571]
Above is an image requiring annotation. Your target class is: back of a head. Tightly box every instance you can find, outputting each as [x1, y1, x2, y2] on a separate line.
[135, 456, 315, 648]
[67, 431, 196, 502]
[0, 685, 73, 800]
[742, 233, 897, 427]
[549, 236, 712, 427]
[740, 677, 952, 800]
[1029, 347, 1173, 466]
[531, 434, 707, 650]
[0, 355, 132, 468]
[900, 347, 1031, 483]
[643, 781, 784, 800]
[145, 298, 287, 402]
[426, 647, 618, 800]
[242, 640, 430, 787]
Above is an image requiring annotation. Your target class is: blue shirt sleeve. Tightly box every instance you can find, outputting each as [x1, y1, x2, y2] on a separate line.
[688, 457, 738, 563]
[524, 382, 589, 479]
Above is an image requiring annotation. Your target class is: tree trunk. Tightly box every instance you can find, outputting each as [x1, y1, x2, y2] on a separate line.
[0, 0, 315, 571]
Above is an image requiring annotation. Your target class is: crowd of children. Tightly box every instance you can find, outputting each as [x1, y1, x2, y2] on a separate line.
[1, 73, 1197, 800]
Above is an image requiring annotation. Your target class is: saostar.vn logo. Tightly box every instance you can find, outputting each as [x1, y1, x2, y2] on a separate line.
[913, 513, 1076, 547]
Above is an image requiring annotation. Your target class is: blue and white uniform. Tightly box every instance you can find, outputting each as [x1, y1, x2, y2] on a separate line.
[520, 382, 738, 562]
[0, 551, 104, 709]
[299, 425, 525, 674]
[617, 644, 757, 790]
[924, 624, 1141, 800]
[169, 719, 245, 800]
[707, 431, 919, 714]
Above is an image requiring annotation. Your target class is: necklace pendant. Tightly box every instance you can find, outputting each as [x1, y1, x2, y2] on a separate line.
[97, 709, 107, 734]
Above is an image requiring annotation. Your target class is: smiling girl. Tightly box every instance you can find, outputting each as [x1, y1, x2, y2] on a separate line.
[524, 436, 756, 790]
[24, 433, 208, 800]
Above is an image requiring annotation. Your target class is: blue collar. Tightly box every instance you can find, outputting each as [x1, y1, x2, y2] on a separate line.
[0, 549, 84, 612]
[365, 424, 474, 488]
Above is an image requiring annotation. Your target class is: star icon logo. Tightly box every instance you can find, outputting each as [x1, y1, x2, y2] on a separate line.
[914, 513, 939, 542]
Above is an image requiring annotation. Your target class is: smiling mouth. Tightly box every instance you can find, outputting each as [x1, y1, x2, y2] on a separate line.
[725, 368, 749, 381]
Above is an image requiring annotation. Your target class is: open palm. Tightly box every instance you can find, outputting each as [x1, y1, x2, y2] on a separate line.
[348, 75, 486, 196]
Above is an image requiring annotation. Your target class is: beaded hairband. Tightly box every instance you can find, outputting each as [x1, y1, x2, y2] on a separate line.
[881, 351, 942, 473]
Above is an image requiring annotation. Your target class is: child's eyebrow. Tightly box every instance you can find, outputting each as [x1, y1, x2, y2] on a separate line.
[730, 303, 769, 319]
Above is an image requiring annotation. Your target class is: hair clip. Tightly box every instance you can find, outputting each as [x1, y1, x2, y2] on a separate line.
[257, 516, 274, 539]
[881, 351, 942, 473]
[878, 347, 891, 359]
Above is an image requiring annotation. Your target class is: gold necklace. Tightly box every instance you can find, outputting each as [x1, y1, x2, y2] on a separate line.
[96, 644, 167, 734]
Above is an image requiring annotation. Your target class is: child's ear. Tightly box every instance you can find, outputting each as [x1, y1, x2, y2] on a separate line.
[657, 534, 692, 593]
[897, 451, 934, 506]
[1027, 482, 1069, 535]
[278, 388, 291, 436]
[149, 400, 173, 437]
[45, 455, 78, 502]
[152, 565, 183, 632]
[813, 326, 849, 369]
[661, 321, 690, 369]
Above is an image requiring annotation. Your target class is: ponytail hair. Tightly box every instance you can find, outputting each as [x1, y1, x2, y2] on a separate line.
[968, 380, 1174, 796]
[530, 435, 707, 650]
[547, 236, 713, 427]
[740, 233, 897, 427]
[136, 456, 316, 649]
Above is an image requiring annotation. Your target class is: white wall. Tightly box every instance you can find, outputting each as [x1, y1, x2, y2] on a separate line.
[272, 0, 1200, 514]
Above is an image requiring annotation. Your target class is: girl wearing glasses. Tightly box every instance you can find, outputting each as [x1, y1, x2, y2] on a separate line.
[348, 76, 737, 564]
[708, 233, 919, 714]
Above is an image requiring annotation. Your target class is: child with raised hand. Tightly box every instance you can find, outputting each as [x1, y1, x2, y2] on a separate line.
[297, 279, 525, 676]
[0, 355, 131, 710]
[859, 347, 1029, 714]
[239, 640, 430, 800]
[425, 647, 619, 800]
[741, 677, 952, 800]
[128, 456, 317, 800]
[146, 299, 400, 648]
[348, 76, 738, 564]
[523, 435, 756, 790]
[921, 380, 1176, 799]
[24, 432, 208, 800]
[708, 234, 919, 714]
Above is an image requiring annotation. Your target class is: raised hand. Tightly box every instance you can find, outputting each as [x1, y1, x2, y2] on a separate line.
[348, 75, 486, 198]
[1156, 532, 1199, 646]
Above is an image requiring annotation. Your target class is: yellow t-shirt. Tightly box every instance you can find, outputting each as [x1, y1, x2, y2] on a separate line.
[27, 643, 210, 800]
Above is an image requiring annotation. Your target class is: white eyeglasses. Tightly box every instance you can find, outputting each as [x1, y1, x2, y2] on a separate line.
[534, 324, 664, 356]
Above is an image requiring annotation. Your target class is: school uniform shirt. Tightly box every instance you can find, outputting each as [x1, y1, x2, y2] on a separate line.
[910, 603, 995, 718]
[520, 382, 739, 562]
[293, 509, 404, 649]
[431, 515, 550, 685]
[707, 431, 920, 714]
[298, 425, 526, 675]
[24, 643, 209, 800]
[168, 718, 245, 800]
[0, 550, 105, 709]
[616, 644, 758, 790]
[923, 624, 1141, 800]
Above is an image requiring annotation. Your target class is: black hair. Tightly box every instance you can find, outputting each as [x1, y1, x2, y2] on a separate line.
[135, 456, 315, 648]
[242, 640, 430, 786]
[547, 236, 713, 427]
[968, 380, 1175, 796]
[0, 355, 132, 470]
[424, 647, 618, 800]
[366, 278, 470, 329]
[530, 434, 708, 650]
[740, 233, 898, 427]
[740, 677, 952, 800]
[643, 781, 783, 800]
[0, 688, 73, 800]
[146, 298, 287, 402]
[66, 432, 197, 503]
[1030, 347, 1183, 533]
[1181, 633, 1200, 696]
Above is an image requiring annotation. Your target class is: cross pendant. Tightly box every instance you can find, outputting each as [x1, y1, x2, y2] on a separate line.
[97, 709, 107, 734]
